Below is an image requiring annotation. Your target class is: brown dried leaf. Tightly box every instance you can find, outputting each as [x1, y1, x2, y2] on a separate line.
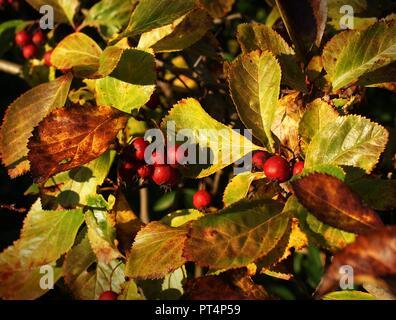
[291, 173, 383, 234]
[28, 105, 128, 183]
[316, 226, 396, 296]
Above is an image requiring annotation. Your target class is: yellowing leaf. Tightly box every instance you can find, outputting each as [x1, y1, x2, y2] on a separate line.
[298, 98, 339, 145]
[96, 48, 156, 113]
[0, 200, 84, 299]
[125, 222, 187, 279]
[331, 19, 396, 89]
[322, 291, 376, 300]
[85, 195, 122, 263]
[228, 50, 281, 151]
[138, 9, 212, 52]
[161, 98, 263, 178]
[198, 0, 235, 18]
[123, 0, 196, 37]
[184, 199, 289, 270]
[51, 33, 102, 78]
[305, 115, 388, 173]
[0, 73, 72, 178]
[63, 235, 125, 300]
[237, 23, 306, 92]
[223, 171, 265, 207]
[26, 0, 78, 25]
[28, 105, 129, 183]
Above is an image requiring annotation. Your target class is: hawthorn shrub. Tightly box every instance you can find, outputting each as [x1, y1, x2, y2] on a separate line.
[0, 0, 396, 300]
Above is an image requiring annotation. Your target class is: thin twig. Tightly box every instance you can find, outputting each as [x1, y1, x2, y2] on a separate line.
[139, 186, 149, 224]
[0, 204, 27, 213]
[0, 59, 22, 76]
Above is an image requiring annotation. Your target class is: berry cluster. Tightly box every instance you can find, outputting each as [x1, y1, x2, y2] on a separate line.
[15, 28, 53, 65]
[119, 138, 184, 187]
[252, 151, 304, 182]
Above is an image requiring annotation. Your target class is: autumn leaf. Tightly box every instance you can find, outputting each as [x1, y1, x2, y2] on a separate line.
[0, 73, 72, 178]
[28, 105, 129, 183]
[291, 173, 383, 234]
[316, 226, 396, 296]
[125, 221, 188, 279]
[184, 199, 289, 269]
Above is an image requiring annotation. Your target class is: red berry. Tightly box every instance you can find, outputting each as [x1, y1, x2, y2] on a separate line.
[137, 164, 153, 179]
[22, 44, 38, 59]
[43, 50, 53, 67]
[146, 92, 159, 109]
[263, 156, 291, 183]
[152, 165, 179, 186]
[132, 138, 149, 161]
[99, 291, 118, 300]
[292, 161, 304, 176]
[32, 30, 45, 45]
[151, 150, 166, 165]
[0, 0, 6, 6]
[167, 145, 186, 167]
[252, 151, 270, 170]
[119, 161, 136, 182]
[193, 190, 212, 210]
[15, 30, 31, 47]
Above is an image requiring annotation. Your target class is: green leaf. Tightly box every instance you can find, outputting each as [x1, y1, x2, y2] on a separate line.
[0, 200, 84, 299]
[322, 30, 359, 79]
[0, 20, 30, 57]
[51, 33, 103, 78]
[236, 23, 307, 92]
[161, 98, 263, 178]
[96, 48, 156, 113]
[45, 150, 115, 208]
[322, 290, 376, 300]
[83, 0, 137, 38]
[0, 73, 73, 178]
[286, 196, 355, 252]
[63, 235, 126, 300]
[299, 98, 339, 145]
[184, 199, 289, 270]
[305, 115, 388, 173]
[153, 191, 177, 212]
[291, 173, 383, 234]
[275, 0, 327, 60]
[161, 209, 204, 227]
[228, 50, 281, 151]
[26, 0, 78, 25]
[85, 195, 122, 263]
[125, 221, 187, 279]
[331, 19, 396, 89]
[223, 171, 265, 207]
[123, 0, 196, 37]
[138, 8, 212, 53]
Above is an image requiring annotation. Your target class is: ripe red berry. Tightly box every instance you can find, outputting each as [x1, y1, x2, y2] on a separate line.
[15, 30, 31, 47]
[32, 30, 45, 45]
[151, 150, 166, 165]
[193, 190, 212, 210]
[119, 161, 137, 182]
[22, 44, 38, 59]
[132, 138, 149, 161]
[137, 164, 153, 179]
[252, 151, 270, 170]
[263, 155, 291, 183]
[43, 50, 53, 67]
[167, 145, 186, 167]
[152, 165, 179, 186]
[99, 291, 118, 300]
[292, 161, 304, 176]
